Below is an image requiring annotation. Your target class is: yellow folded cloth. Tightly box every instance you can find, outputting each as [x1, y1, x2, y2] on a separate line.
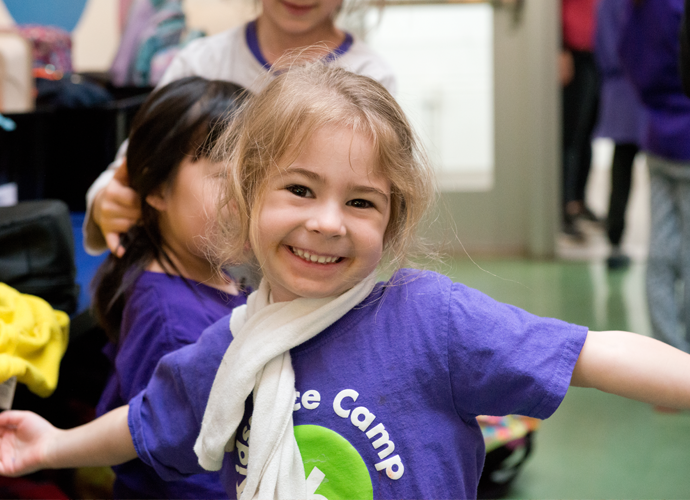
[0, 282, 69, 397]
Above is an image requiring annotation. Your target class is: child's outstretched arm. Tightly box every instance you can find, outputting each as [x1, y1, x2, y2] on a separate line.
[0, 406, 136, 477]
[571, 330, 690, 408]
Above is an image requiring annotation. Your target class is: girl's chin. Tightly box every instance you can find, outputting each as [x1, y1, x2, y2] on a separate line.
[271, 279, 355, 302]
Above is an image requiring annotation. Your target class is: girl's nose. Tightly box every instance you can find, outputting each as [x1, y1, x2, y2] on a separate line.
[305, 202, 346, 237]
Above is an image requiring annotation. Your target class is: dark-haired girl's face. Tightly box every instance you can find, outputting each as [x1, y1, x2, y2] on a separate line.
[147, 156, 224, 279]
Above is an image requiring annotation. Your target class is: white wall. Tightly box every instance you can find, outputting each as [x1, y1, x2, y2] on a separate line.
[185, 0, 258, 38]
[365, 4, 494, 191]
[72, 0, 119, 72]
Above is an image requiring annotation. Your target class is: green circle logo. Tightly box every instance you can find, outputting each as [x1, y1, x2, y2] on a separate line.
[294, 425, 374, 500]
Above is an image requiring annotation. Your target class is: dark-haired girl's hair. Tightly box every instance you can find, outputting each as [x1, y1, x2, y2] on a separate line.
[92, 76, 246, 343]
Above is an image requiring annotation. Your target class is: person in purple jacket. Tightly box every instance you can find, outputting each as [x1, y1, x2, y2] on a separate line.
[593, 0, 646, 269]
[619, 0, 690, 398]
[2, 63, 690, 500]
[89, 76, 250, 498]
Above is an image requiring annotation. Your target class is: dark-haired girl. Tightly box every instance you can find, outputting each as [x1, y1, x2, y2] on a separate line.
[91, 76, 249, 499]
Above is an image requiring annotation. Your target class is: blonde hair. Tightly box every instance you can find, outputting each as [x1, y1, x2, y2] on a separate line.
[211, 61, 435, 273]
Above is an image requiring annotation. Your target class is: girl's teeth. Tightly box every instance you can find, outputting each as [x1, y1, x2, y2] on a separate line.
[291, 247, 338, 264]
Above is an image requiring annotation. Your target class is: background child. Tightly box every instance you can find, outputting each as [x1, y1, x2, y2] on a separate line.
[560, 0, 601, 238]
[1, 64, 690, 500]
[593, 0, 645, 270]
[619, 0, 690, 391]
[91, 76, 250, 499]
[84, 0, 395, 258]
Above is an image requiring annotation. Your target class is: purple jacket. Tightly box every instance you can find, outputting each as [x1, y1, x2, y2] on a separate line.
[619, 0, 690, 160]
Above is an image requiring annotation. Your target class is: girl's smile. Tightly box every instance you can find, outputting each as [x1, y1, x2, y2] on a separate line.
[280, 0, 317, 16]
[289, 246, 343, 264]
[254, 124, 391, 302]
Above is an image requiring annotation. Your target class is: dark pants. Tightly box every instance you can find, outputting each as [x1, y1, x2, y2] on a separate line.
[607, 143, 638, 246]
[562, 50, 599, 208]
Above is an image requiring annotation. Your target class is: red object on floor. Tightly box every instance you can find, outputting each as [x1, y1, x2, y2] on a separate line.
[0, 476, 70, 499]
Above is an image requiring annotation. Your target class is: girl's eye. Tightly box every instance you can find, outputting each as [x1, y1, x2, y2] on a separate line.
[286, 184, 312, 197]
[347, 199, 374, 209]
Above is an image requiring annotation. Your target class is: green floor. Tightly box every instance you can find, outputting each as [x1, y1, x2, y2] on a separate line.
[442, 258, 690, 499]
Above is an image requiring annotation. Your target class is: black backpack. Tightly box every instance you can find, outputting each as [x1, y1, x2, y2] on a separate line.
[0, 199, 79, 314]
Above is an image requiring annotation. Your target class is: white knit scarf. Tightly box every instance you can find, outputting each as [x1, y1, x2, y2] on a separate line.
[194, 272, 377, 500]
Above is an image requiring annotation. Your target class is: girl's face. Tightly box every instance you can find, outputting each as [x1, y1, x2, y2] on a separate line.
[254, 125, 390, 302]
[260, 0, 343, 37]
[147, 156, 224, 273]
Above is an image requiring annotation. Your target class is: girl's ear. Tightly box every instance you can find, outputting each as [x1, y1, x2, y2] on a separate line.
[145, 186, 168, 212]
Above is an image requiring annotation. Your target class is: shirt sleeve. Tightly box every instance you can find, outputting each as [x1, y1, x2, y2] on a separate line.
[128, 316, 233, 480]
[446, 282, 588, 420]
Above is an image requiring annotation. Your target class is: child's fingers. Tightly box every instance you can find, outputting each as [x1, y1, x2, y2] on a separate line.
[105, 232, 124, 256]
[102, 193, 140, 220]
[0, 411, 53, 477]
[102, 216, 138, 236]
[0, 412, 24, 476]
[0, 410, 24, 429]
[109, 187, 140, 213]
[0, 444, 20, 477]
[113, 159, 130, 184]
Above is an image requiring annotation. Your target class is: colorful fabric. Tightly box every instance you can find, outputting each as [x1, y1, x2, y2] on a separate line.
[132, 1, 185, 86]
[109, 0, 186, 87]
[477, 415, 542, 452]
[16, 24, 72, 74]
[0, 282, 69, 398]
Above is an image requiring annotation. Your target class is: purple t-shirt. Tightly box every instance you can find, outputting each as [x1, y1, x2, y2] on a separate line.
[97, 271, 248, 499]
[129, 269, 588, 499]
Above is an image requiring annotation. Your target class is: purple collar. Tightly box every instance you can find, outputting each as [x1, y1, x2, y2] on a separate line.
[245, 20, 354, 69]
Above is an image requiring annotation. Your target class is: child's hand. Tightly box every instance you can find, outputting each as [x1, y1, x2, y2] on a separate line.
[0, 410, 57, 477]
[93, 161, 141, 257]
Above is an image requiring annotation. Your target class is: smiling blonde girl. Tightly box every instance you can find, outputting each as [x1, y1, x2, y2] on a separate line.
[2, 63, 690, 500]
